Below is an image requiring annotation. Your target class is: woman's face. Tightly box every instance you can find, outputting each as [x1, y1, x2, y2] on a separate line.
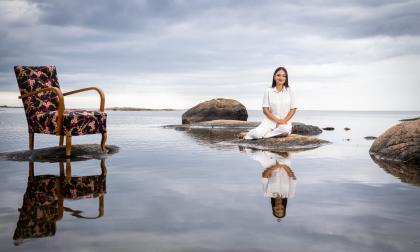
[274, 69, 287, 86]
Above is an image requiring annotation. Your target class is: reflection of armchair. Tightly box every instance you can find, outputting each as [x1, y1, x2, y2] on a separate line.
[13, 160, 106, 245]
[14, 66, 107, 157]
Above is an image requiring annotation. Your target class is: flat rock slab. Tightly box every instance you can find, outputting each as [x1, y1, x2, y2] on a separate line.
[231, 134, 330, 152]
[165, 120, 322, 136]
[0, 144, 119, 162]
[369, 119, 420, 164]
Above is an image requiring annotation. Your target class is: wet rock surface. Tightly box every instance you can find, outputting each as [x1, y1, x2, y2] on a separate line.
[232, 134, 330, 152]
[369, 119, 420, 164]
[182, 99, 248, 124]
[165, 120, 322, 136]
[0, 144, 119, 162]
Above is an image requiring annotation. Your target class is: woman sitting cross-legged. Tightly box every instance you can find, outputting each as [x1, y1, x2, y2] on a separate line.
[240, 66, 297, 139]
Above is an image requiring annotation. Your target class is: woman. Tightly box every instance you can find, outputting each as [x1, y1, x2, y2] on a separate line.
[240, 67, 297, 139]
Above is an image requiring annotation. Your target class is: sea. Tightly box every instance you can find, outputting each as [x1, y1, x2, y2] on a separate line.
[0, 108, 419, 252]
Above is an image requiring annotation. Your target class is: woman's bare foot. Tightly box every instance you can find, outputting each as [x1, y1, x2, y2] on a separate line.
[239, 132, 247, 139]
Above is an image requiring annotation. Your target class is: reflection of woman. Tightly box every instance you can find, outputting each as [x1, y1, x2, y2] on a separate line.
[262, 164, 296, 219]
[242, 148, 296, 220]
[240, 67, 297, 139]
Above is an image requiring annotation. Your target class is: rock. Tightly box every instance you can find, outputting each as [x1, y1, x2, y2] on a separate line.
[400, 117, 420, 122]
[344, 127, 351, 131]
[0, 144, 119, 162]
[371, 156, 420, 186]
[322, 127, 334, 131]
[365, 136, 377, 140]
[232, 134, 330, 152]
[291, 122, 322, 136]
[182, 99, 248, 124]
[369, 119, 420, 163]
[165, 120, 322, 136]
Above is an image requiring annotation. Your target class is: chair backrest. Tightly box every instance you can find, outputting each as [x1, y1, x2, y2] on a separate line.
[14, 66, 61, 118]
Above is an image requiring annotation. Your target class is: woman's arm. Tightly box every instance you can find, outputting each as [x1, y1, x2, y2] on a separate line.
[263, 107, 297, 125]
[282, 108, 297, 124]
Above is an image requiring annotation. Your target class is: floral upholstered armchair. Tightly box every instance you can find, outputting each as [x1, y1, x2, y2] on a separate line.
[14, 66, 107, 156]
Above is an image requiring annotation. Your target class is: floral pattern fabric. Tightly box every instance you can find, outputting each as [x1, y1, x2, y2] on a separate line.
[14, 66, 61, 119]
[29, 109, 107, 135]
[14, 172, 107, 242]
[14, 66, 107, 135]
[63, 175, 106, 200]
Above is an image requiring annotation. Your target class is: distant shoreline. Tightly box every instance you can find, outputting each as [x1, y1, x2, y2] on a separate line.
[106, 107, 177, 111]
[0, 105, 177, 111]
[1, 105, 419, 113]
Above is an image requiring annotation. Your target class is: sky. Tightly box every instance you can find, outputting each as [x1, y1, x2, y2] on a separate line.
[0, 0, 419, 111]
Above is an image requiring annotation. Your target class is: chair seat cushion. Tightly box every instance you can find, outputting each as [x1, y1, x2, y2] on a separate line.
[29, 109, 107, 135]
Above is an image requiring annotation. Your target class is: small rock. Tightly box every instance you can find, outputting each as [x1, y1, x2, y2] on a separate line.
[344, 127, 351, 131]
[365, 136, 377, 140]
[182, 98, 248, 124]
[400, 117, 420, 122]
[322, 127, 335, 131]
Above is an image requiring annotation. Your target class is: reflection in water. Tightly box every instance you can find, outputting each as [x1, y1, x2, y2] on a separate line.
[177, 128, 241, 149]
[371, 156, 420, 186]
[241, 147, 296, 221]
[13, 159, 107, 245]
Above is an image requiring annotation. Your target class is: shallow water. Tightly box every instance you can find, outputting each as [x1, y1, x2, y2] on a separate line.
[0, 108, 420, 252]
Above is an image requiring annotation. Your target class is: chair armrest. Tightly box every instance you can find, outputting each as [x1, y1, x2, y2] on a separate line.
[18, 87, 65, 135]
[63, 87, 105, 112]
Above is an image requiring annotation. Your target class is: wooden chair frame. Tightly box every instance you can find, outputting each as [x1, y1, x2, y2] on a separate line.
[18, 87, 107, 156]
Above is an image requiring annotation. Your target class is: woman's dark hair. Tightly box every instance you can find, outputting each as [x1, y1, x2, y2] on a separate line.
[271, 67, 289, 88]
[271, 197, 288, 219]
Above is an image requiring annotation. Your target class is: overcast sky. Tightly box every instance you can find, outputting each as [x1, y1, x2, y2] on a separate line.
[1, 0, 419, 110]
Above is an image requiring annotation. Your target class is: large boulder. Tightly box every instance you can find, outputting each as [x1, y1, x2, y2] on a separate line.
[182, 99, 248, 124]
[369, 119, 420, 163]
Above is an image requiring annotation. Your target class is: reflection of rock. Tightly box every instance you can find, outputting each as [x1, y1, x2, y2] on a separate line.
[371, 156, 420, 186]
[369, 119, 420, 163]
[182, 99, 248, 124]
[0, 144, 119, 162]
[178, 128, 240, 146]
[234, 134, 330, 152]
[166, 120, 322, 136]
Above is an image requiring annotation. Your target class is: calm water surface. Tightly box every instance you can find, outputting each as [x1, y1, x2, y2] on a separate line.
[0, 108, 420, 252]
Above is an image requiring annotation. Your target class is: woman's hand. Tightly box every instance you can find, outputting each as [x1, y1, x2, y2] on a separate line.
[276, 118, 287, 126]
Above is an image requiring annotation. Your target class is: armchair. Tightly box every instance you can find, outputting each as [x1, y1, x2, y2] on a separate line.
[14, 66, 107, 156]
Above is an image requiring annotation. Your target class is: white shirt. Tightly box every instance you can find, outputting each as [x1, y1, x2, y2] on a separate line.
[262, 167, 296, 198]
[247, 149, 291, 168]
[262, 87, 297, 128]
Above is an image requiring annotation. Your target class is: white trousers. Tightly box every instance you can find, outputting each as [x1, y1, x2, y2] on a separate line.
[245, 122, 292, 140]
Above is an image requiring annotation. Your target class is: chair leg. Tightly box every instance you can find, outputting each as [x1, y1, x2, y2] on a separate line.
[29, 132, 34, 150]
[100, 159, 107, 176]
[59, 135, 64, 146]
[101, 132, 107, 152]
[29, 161, 34, 178]
[66, 134, 72, 157]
